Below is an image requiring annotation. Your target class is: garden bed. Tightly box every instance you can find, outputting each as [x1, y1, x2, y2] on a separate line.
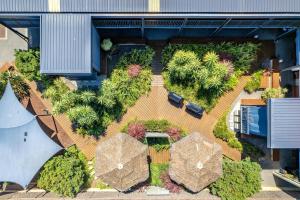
[162, 42, 260, 112]
[121, 119, 187, 152]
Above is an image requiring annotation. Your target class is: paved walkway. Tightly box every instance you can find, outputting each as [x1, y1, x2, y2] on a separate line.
[1, 189, 299, 200]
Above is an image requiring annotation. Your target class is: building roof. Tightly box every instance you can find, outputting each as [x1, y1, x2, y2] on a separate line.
[40, 14, 93, 75]
[95, 133, 149, 192]
[267, 98, 300, 149]
[0, 82, 62, 188]
[0, 0, 300, 15]
[169, 132, 222, 193]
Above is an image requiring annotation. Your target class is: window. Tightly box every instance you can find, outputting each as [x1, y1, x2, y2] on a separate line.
[0, 25, 7, 40]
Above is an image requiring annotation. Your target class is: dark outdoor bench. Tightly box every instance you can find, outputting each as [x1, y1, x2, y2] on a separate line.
[186, 102, 204, 117]
[168, 92, 184, 105]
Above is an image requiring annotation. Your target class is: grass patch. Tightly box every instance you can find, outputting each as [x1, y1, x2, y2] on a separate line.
[149, 163, 169, 187]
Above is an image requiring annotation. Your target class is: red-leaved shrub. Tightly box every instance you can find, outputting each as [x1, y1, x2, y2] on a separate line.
[128, 64, 142, 78]
[160, 172, 181, 193]
[167, 127, 181, 141]
[127, 123, 146, 140]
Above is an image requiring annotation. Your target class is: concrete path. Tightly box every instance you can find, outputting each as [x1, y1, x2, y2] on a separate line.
[0, 189, 299, 200]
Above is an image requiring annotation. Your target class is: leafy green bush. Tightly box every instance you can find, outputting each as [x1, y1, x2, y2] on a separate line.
[122, 119, 186, 152]
[150, 163, 169, 187]
[162, 42, 259, 73]
[43, 47, 154, 136]
[162, 42, 259, 111]
[244, 70, 263, 93]
[210, 158, 262, 200]
[167, 50, 201, 85]
[15, 49, 41, 81]
[37, 146, 90, 197]
[43, 79, 70, 104]
[116, 47, 155, 69]
[143, 119, 171, 132]
[261, 87, 287, 102]
[0, 72, 30, 100]
[213, 113, 242, 151]
[67, 106, 99, 129]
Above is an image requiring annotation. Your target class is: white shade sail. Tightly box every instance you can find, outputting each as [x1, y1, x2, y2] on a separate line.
[0, 82, 62, 188]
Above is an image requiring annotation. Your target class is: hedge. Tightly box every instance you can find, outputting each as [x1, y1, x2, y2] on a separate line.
[210, 158, 262, 200]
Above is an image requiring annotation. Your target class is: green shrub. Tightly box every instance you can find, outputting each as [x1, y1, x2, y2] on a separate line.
[244, 70, 263, 93]
[147, 137, 170, 152]
[15, 49, 41, 81]
[228, 138, 243, 152]
[213, 113, 242, 151]
[0, 72, 30, 100]
[43, 79, 70, 104]
[210, 158, 262, 200]
[116, 47, 155, 69]
[43, 47, 154, 136]
[37, 146, 90, 197]
[162, 42, 259, 73]
[261, 87, 287, 102]
[150, 163, 169, 187]
[167, 50, 201, 85]
[95, 179, 112, 189]
[67, 106, 99, 129]
[143, 119, 171, 132]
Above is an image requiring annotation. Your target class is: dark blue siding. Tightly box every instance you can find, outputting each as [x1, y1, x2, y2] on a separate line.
[0, 0, 300, 13]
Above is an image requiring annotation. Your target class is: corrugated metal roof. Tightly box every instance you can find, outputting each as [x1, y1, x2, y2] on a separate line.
[267, 98, 300, 149]
[40, 14, 92, 74]
[0, 0, 300, 14]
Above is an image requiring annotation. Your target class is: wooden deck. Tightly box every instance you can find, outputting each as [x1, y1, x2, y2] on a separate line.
[26, 75, 250, 161]
[105, 75, 251, 161]
[241, 99, 266, 106]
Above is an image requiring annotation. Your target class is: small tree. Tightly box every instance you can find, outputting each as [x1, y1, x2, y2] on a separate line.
[67, 105, 99, 129]
[0, 72, 30, 100]
[37, 146, 89, 197]
[167, 50, 201, 86]
[210, 158, 261, 200]
[261, 88, 287, 103]
[15, 49, 41, 81]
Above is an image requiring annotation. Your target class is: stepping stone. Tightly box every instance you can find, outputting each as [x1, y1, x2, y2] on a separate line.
[146, 186, 170, 196]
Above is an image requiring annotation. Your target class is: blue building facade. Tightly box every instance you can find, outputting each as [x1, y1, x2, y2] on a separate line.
[0, 0, 300, 75]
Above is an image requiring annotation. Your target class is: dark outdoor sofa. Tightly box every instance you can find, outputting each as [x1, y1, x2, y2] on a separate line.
[186, 102, 204, 118]
[168, 92, 184, 106]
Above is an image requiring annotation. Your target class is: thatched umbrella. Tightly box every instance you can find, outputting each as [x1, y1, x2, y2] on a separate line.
[169, 132, 222, 193]
[95, 133, 149, 192]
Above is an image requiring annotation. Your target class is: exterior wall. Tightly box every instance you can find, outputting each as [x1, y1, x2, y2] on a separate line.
[40, 14, 92, 75]
[1, 0, 300, 14]
[91, 24, 100, 72]
[267, 98, 300, 149]
[0, 27, 28, 66]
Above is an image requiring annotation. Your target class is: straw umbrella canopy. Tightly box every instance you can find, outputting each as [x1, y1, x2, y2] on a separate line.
[169, 132, 222, 193]
[95, 133, 149, 192]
